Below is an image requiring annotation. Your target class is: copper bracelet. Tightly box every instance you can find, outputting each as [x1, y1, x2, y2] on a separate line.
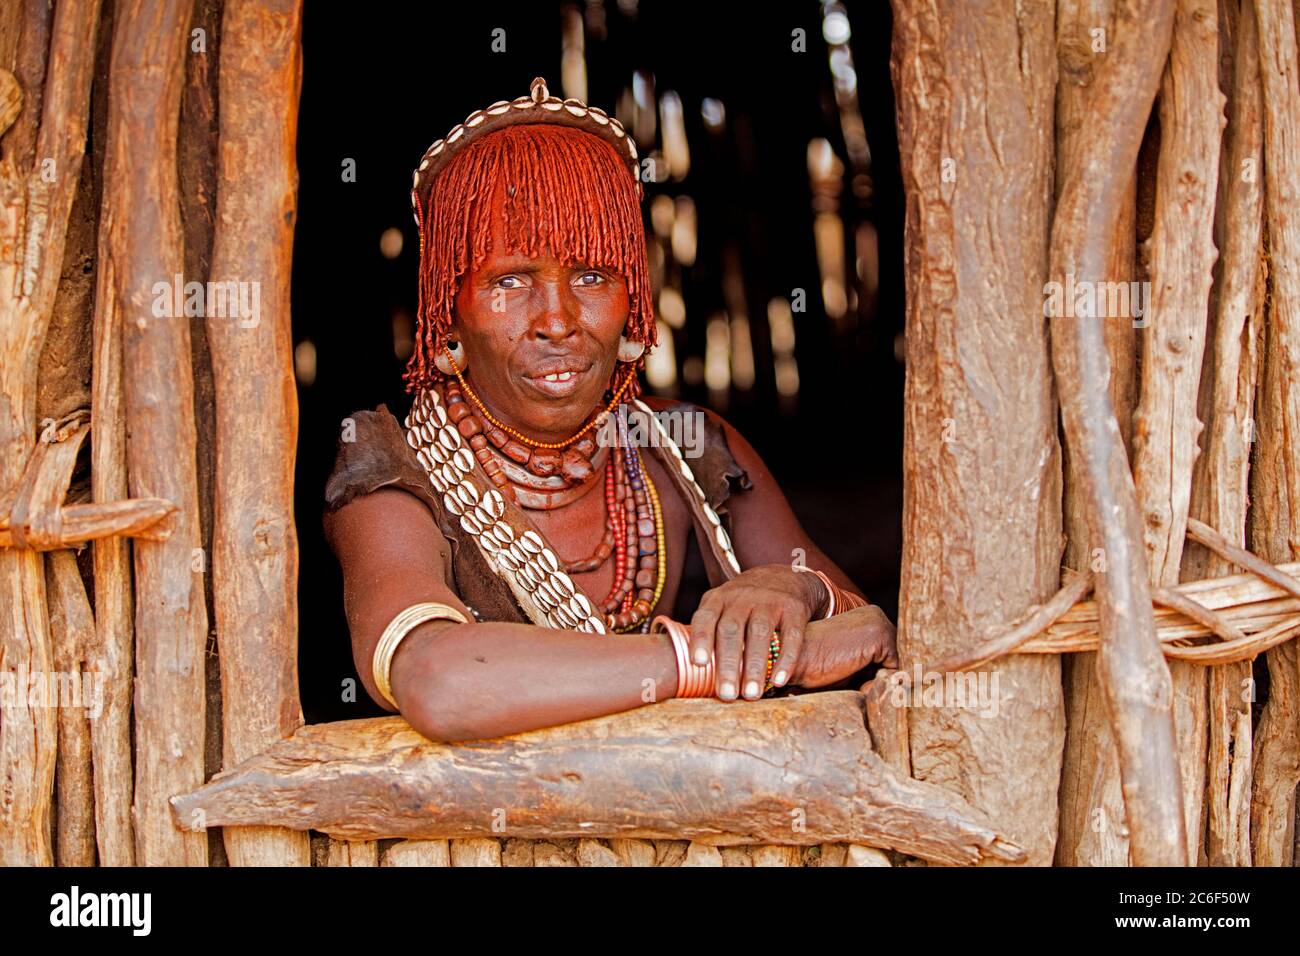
[653, 615, 715, 698]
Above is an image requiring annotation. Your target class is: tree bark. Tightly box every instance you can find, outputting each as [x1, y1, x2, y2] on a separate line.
[890, 0, 1064, 865]
[171, 693, 1024, 866]
[103, 0, 208, 866]
[1047, 0, 1189, 865]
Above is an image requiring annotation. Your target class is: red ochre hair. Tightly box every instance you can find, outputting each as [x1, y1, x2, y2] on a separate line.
[406, 123, 657, 393]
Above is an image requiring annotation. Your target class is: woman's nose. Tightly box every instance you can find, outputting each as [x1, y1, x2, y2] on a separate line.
[529, 281, 580, 342]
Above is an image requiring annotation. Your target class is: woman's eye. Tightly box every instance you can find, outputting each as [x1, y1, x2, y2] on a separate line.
[576, 271, 604, 286]
[495, 275, 523, 289]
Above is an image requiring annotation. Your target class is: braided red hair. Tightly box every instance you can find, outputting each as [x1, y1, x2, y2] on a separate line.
[407, 123, 656, 393]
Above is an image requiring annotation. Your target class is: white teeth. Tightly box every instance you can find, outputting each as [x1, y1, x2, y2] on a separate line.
[543, 372, 574, 382]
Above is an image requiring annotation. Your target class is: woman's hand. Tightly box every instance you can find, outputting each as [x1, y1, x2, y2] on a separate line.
[790, 604, 898, 688]
[689, 564, 827, 701]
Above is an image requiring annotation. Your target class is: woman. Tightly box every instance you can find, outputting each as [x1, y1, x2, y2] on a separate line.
[324, 78, 897, 743]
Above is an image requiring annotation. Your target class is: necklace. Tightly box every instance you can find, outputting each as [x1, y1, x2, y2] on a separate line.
[441, 344, 637, 450]
[432, 376, 665, 632]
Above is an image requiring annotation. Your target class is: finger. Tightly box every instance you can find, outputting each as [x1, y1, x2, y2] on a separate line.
[713, 605, 750, 701]
[882, 638, 900, 669]
[741, 610, 777, 699]
[688, 603, 720, 668]
[771, 618, 804, 688]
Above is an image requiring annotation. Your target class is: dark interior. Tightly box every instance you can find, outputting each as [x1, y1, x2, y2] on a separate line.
[292, 2, 904, 723]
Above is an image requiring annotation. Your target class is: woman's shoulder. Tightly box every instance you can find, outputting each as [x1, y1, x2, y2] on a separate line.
[635, 395, 753, 511]
[324, 404, 434, 513]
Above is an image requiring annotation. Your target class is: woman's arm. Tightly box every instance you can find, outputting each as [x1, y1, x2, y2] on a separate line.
[325, 488, 679, 741]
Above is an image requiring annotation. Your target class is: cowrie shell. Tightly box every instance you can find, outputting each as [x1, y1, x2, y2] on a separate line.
[491, 523, 514, 545]
[481, 489, 505, 519]
[438, 427, 460, 453]
[443, 490, 465, 516]
[451, 447, 474, 473]
[538, 549, 559, 572]
[520, 531, 544, 554]
[455, 482, 479, 507]
[550, 571, 575, 597]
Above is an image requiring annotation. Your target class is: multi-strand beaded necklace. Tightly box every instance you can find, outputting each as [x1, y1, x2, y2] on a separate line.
[436, 362, 666, 633]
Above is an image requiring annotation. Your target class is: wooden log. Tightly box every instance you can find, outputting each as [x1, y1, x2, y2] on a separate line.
[501, 838, 535, 867]
[450, 839, 502, 867]
[608, 838, 655, 867]
[532, 840, 577, 867]
[576, 838, 622, 867]
[1250, 0, 1300, 868]
[381, 839, 450, 867]
[45, 550, 96, 866]
[1128, 0, 1225, 865]
[104, 0, 207, 866]
[0, 0, 100, 867]
[1046, 0, 1188, 865]
[890, 0, 1065, 865]
[862, 672, 910, 777]
[178, 0, 223, 871]
[1192, 5, 1268, 851]
[749, 845, 801, 867]
[845, 845, 892, 867]
[654, 841, 689, 866]
[170, 693, 1023, 866]
[326, 839, 377, 867]
[0, 498, 177, 549]
[682, 842, 723, 867]
[89, 217, 136, 866]
[206, 0, 308, 868]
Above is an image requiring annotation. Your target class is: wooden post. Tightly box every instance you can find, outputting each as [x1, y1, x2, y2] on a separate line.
[1249, 0, 1300, 869]
[1129, 0, 1225, 865]
[1187, 0, 1265, 868]
[0, 0, 101, 866]
[205, 0, 309, 867]
[104, 0, 208, 866]
[1055, 0, 1142, 867]
[1047, 0, 1189, 865]
[889, 0, 1065, 864]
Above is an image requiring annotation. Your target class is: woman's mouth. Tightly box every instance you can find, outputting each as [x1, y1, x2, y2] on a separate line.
[523, 364, 592, 398]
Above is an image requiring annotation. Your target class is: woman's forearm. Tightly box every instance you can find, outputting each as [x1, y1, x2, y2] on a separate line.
[389, 620, 680, 742]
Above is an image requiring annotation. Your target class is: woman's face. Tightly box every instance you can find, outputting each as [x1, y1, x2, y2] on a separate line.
[450, 231, 629, 442]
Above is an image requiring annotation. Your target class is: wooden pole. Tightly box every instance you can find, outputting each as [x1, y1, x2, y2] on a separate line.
[205, 0, 309, 867]
[0, 0, 101, 867]
[171, 693, 1025, 866]
[1249, 0, 1300, 868]
[889, 0, 1065, 865]
[103, 0, 208, 866]
[1129, 0, 1225, 865]
[45, 550, 97, 866]
[1047, 0, 1189, 865]
[1056, 0, 1141, 864]
[1187, 0, 1265, 867]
